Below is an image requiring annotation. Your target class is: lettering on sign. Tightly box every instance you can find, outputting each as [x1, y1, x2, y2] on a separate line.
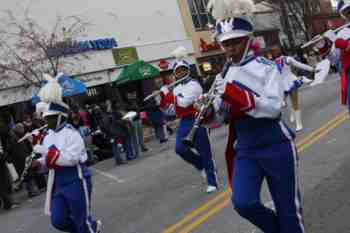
[48, 38, 118, 57]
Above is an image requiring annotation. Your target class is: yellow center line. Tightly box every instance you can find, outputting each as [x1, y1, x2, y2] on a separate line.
[162, 190, 230, 233]
[162, 111, 348, 233]
[178, 199, 232, 233]
[177, 111, 349, 233]
[296, 111, 347, 148]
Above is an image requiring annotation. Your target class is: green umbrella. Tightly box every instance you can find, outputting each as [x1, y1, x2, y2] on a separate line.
[112, 60, 160, 86]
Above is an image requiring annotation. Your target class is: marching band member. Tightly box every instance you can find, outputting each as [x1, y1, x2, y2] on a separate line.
[207, 0, 305, 232]
[272, 49, 316, 132]
[322, 0, 350, 112]
[32, 74, 102, 233]
[159, 47, 218, 193]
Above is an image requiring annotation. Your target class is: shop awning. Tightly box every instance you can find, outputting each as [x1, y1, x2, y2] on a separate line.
[112, 60, 160, 86]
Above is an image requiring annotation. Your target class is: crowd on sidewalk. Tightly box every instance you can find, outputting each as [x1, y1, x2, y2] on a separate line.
[0, 98, 175, 211]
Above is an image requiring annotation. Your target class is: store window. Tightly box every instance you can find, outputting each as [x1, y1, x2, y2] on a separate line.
[187, 0, 215, 31]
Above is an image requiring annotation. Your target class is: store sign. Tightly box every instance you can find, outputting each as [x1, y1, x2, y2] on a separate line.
[48, 38, 118, 57]
[112, 47, 139, 66]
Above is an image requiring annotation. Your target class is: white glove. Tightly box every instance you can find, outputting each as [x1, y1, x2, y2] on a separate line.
[323, 30, 336, 42]
[33, 145, 48, 155]
[160, 86, 169, 95]
[214, 75, 226, 96]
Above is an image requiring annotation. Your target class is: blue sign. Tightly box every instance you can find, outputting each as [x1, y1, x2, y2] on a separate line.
[48, 38, 118, 57]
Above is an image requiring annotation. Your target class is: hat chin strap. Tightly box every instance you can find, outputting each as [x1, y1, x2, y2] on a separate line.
[226, 36, 253, 66]
[239, 36, 253, 65]
[56, 114, 62, 131]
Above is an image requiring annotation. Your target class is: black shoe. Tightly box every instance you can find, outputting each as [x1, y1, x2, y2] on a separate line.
[141, 147, 149, 152]
[115, 160, 127, 165]
[28, 191, 39, 198]
[38, 188, 47, 193]
[160, 139, 168, 144]
[3, 202, 20, 210]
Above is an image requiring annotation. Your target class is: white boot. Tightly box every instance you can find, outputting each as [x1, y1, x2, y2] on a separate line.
[96, 220, 102, 233]
[295, 110, 303, 132]
[290, 109, 295, 123]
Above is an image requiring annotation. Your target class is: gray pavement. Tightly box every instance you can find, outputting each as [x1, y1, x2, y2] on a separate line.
[1, 74, 350, 233]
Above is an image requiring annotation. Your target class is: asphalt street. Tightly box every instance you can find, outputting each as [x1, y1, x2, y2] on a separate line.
[1, 74, 349, 233]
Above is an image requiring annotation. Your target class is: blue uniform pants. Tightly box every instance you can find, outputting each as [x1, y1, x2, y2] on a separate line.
[232, 141, 304, 233]
[175, 118, 218, 187]
[50, 178, 98, 233]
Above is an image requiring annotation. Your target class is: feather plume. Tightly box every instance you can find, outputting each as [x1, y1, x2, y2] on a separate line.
[35, 102, 49, 115]
[207, 0, 255, 21]
[38, 73, 62, 104]
[171, 46, 188, 60]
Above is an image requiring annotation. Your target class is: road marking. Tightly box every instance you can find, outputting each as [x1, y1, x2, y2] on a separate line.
[162, 190, 231, 233]
[163, 111, 348, 233]
[295, 111, 347, 148]
[178, 199, 231, 233]
[92, 168, 125, 183]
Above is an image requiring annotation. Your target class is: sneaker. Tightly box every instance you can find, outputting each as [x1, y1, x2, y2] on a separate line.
[160, 139, 168, 144]
[96, 220, 102, 233]
[206, 185, 217, 193]
[28, 191, 40, 198]
[141, 147, 149, 152]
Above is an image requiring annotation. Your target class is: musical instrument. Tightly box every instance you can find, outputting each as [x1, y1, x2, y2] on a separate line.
[182, 61, 232, 148]
[143, 76, 190, 102]
[122, 111, 138, 121]
[301, 22, 350, 49]
[17, 124, 48, 143]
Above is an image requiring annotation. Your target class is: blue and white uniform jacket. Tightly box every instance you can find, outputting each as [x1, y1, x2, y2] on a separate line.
[39, 124, 91, 215]
[214, 56, 296, 152]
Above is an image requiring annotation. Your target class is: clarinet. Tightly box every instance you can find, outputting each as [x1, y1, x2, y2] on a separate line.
[182, 60, 232, 148]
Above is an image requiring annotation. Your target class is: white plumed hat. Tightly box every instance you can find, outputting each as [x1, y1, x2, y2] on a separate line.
[35, 73, 69, 118]
[207, 0, 255, 42]
[171, 46, 191, 72]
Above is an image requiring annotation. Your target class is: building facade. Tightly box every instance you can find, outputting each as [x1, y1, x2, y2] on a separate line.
[176, 0, 281, 76]
[0, 0, 196, 109]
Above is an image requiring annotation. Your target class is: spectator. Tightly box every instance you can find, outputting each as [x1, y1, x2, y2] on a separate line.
[0, 152, 18, 210]
[144, 99, 168, 144]
[78, 106, 91, 128]
[127, 103, 149, 155]
[101, 108, 135, 165]
[0, 122, 19, 210]
[6, 123, 40, 197]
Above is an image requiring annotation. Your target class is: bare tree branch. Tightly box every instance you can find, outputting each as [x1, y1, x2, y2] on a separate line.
[0, 8, 91, 88]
